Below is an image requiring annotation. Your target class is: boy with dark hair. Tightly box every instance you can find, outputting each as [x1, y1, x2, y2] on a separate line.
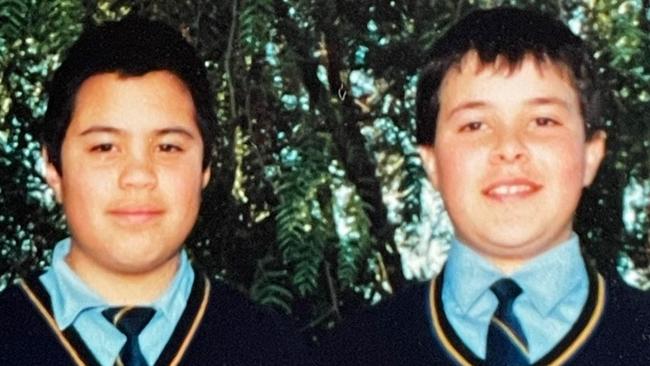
[322, 7, 650, 365]
[0, 17, 309, 366]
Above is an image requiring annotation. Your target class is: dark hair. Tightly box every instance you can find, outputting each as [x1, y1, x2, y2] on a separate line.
[415, 7, 603, 145]
[41, 16, 217, 171]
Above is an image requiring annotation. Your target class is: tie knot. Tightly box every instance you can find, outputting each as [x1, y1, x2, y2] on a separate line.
[490, 278, 522, 306]
[103, 306, 155, 337]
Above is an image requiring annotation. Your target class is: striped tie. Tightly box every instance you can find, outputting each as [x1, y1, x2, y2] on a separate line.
[485, 278, 529, 365]
[103, 306, 155, 366]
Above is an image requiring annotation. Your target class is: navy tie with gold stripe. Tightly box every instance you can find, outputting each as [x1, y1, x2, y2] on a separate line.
[103, 306, 155, 366]
[485, 278, 529, 365]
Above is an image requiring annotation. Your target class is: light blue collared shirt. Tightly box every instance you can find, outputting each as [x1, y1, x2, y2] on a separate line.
[40, 238, 195, 366]
[441, 234, 589, 362]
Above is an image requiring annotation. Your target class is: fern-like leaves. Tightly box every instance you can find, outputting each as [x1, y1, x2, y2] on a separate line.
[275, 129, 332, 297]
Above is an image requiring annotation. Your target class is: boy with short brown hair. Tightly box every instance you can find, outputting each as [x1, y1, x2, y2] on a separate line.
[322, 7, 650, 365]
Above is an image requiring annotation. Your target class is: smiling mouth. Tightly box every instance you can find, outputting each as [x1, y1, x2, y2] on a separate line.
[482, 180, 542, 200]
[108, 208, 164, 224]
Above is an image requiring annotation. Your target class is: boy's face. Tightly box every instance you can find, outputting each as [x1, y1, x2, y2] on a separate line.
[45, 71, 210, 276]
[419, 52, 606, 268]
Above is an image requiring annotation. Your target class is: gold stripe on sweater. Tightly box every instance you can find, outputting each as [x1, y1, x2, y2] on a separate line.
[548, 274, 605, 366]
[19, 279, 87, 366]
[169, 274, 211, 366]
[429, 279, 472, 366]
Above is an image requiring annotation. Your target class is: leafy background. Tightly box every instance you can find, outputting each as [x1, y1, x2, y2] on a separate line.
[1, 0, 648, 335]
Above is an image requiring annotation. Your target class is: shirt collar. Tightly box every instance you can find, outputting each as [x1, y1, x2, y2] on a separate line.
[39, 237, 193, 329]
[40, 238, 105, 330]
[443, 238, 502, 314]
[149, 249, 194, 321]
[511, 233, 587, 317]
[443, 233, 587, 317]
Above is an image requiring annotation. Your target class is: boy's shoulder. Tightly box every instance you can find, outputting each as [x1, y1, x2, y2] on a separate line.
[0, 272, 49, 325]
[562, 273, 650, 364]
[0, 273, 78, 365]
[0, 278, 30, 308]
[603, 272, 650, 306]
[597, 274, 650, 338]
[204, 277, 299, 336]
[161, 274, 314, 365]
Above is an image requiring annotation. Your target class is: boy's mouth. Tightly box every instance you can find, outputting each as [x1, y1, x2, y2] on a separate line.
[482, 179, 542, 200]
[108, 206, 165, 224]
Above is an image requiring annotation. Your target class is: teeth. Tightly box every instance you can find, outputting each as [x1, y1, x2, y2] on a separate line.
[491, 185, 532, 195]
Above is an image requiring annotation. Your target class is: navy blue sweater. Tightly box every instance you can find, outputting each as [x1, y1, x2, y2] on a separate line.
[321, 269, 650, 365]
[0, 272, 313, 366]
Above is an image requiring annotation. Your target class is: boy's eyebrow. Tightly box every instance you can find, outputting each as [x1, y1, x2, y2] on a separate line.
[155, 127, 196, 139]
[77, 126, 196, 139]
[445, 97, 572, 120]
[79, 126, 122, 136]
[524, 97, 571, 110]
[445, 101, 488, 120]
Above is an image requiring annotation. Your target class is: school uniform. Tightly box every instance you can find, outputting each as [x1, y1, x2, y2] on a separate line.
[0, 239, 311, 366]
[320, 236, 650, 365]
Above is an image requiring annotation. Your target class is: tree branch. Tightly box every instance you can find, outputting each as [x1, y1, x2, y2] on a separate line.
[324, 260, 341, 321]
[225, 0, 239, 119]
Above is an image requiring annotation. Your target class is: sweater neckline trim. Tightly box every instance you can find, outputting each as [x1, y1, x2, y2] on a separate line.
[428, 268, 605, 365]
[19, 271, 211, 366]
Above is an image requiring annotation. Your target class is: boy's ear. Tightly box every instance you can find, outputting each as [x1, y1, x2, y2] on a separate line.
[201, 166, 211, 189]
[418, 145, 439, 189]
[582, 130, 607, 187]
[42, 148, 63, 203]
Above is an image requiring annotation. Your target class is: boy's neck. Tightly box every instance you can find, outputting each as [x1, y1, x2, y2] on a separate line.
[65, 251, 180, 305]
[488, 257, 526, 275]
[481, 236, 577, 275]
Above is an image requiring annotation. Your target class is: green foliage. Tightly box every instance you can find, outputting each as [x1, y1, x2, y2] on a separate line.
[272, 124, 375, 296]
[335, 187, 373, 290]
[0, 0, 84, 288]
[250, 255, 294, 313]
[239, 0, 275, 55]
[0, 0, 28, 41]
[566, 1, 650, 281]
[275, 128, 332, 296]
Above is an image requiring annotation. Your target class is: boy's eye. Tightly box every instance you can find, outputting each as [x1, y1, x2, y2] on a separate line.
[534, 117, 560, 127]
[158, 144, 183, 153]
[90, 143, 115, 153]
[459, 121, 484, 132]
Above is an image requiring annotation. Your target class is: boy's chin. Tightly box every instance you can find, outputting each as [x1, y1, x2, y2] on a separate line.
[463, 232, 571, 268]
[106, 253, 181, 276]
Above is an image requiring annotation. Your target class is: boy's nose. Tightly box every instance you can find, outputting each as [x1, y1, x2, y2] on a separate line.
[490, 132, 529, 164]
[118, 155, 157, 190]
